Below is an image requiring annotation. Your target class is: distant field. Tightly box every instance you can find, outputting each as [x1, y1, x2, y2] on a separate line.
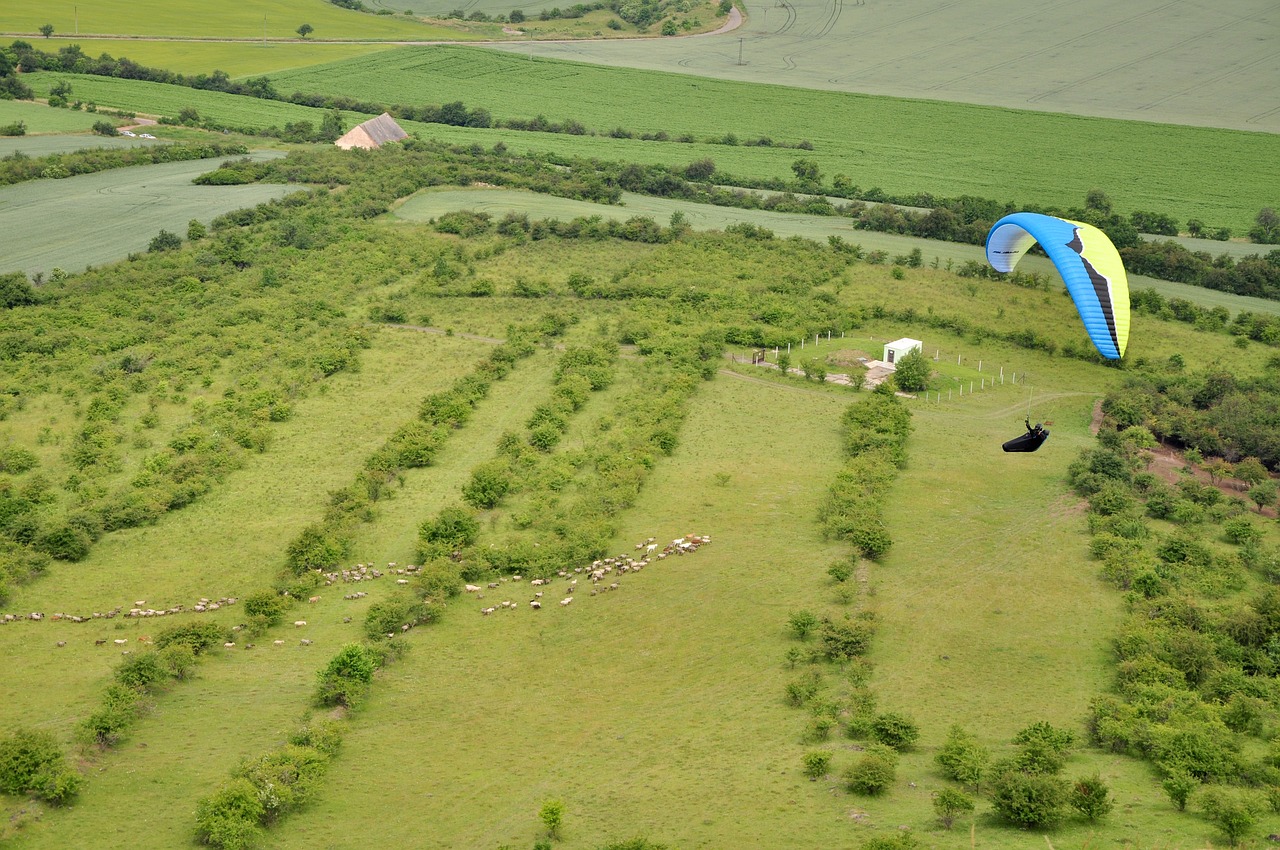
[36, 38, 399, 77]
[0, 134, 161, 157]
[489, 0, 1280, 134]
[270, 47, 1280, 235]
[396, 187, 1280, 318]
[0, 100, 112, 134]
[0, 151, 292, 277]
[3, 0, 451, 39]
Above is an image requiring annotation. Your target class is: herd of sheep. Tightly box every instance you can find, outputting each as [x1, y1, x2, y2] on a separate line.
[1, 595, 240, 626]
[469, 534, 710, 616]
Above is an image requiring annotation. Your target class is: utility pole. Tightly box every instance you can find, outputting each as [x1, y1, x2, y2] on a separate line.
[737, 37, 744, 65]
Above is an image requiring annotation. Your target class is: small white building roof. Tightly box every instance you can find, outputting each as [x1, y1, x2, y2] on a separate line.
[886, 337, 922, 349]
[334, 113, 408, 150]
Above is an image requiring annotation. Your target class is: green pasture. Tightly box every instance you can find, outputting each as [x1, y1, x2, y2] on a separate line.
[397, 186, 1280, 318]
[38, 38, 400, 77]
[268, 46, 1280, 235]
[0, 151, 292, 277]
[0, 100, 112, 134]
[4, 1, 449, 40]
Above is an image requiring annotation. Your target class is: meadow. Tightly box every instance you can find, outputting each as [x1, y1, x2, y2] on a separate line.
[0, 100, 111, 134]
[32, 39, 401, 77]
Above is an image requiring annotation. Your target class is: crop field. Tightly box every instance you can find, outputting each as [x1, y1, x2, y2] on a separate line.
[270, 47, 1280, 234]
[0, 101, 113, 134]
[36, 39, 400, 77]
[3, 0, 449, 40]
[0, 134, 159, 159]
[487, 0, 1280, 135]
[0, 152, 292, 277]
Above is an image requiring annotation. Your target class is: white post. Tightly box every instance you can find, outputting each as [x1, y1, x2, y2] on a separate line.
[841, 331, 845, 338]
[774, 347, 779, 359]
[970, 381, 974, 393]
[801, 338, 805, 349]
[948, 389, 952, 401]
[827, 331, 831, 341]
[978, 360, 982, 372]
[957, 353, 961, 365]
[788, 343, 791, 354]
[935, 349, 939, 361]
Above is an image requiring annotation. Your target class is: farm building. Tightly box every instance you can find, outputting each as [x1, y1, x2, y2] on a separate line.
[334, 113, 408, 150]
[882, 337, 922, 367]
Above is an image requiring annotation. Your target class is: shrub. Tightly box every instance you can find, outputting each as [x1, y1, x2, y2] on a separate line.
[989, 766, 1069, 828]
[1070, 773, 1114, 821]
[1012, 721, 1075, 774]
[419, 504, 479, 555]
[195, 777, 266, 850]
[364, 593, 431, 640]
[79, 683, 141, 747]
[802, 750, 832, 779]
[870, 712, 919, 751]
[540, 798, 565, 838]
[787, 609, 818, 639]
[0, 729, 71, 798]
[316, 643, 378, 708]
[285, 523, 347, 573]
[845, 744, 897, 795]
[289, 719, 343, 756]
[115, 650, 171, 691]
[242, 590, 289, 628]
[936, 725, 989, 787]
[819, 616, 874, 660]
[155, 620, 230, 654]
[148, 229, 182, 252]
[1199, 786, 1262, 846]
[235, 744, 328, 824]
[1162, 770, 1197, 811]
[933, 786, 974, 829]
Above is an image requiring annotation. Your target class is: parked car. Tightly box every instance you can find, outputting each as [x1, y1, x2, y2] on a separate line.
[139, 133, 156, 139]
[120, 130, 136, 137]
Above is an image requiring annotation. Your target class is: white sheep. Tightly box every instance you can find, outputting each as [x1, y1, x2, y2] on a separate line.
[560, 597, 573, 606]
[294, 620, 307, 628]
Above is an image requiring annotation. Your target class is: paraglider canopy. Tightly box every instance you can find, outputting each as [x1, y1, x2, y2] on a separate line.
[1002, 418, 1050, 453]
[985, 212, 1130, 360]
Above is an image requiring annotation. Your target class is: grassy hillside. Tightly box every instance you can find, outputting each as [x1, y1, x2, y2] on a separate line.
[33, 39, 400, 77]
[2, 143, 1278, 848]
[0, 100, 110, 134]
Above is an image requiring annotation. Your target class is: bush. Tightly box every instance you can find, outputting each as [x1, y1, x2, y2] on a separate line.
[1070, 773, 1114, 821]
[148, 229, 182, 252]
[242, 590, 289, 628]
[936, 725, 989, 787]
[79, 683, 141, 747]
[155, 620, 230, 654]
[1162, 770, 1198, 811]
[787, 609, 818, 639]
[870, 712, 919, 751]
[115, 650, 172, 691]
[845, 744, 897, 795]
[0, 729, 70, 798]
[235, 744, 328, 824]
[819, 615, 874, 660]
[316, 643, 378, 707]
[1012, 721, 1075, 774]
[802, 750, 832, 779]
[989, 766, 1069, 829]
[1199, 786, 1262, 846]
[419, 504, 479, 555]
[363, 593, 431, 640]
[195, 777, 266, 850]
[933, 786, 974, 829]
[289, 719, 343, 756]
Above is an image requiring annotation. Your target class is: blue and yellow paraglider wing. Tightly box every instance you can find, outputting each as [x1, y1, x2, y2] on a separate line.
[985, 212, 1130, 359]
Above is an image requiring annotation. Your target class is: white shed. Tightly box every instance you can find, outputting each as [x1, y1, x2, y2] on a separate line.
[882, 337, 922, 367]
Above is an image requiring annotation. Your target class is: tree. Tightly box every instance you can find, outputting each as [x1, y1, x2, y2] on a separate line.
[539, 798, 565, 839]
[318, 108, 344, 142]
[1203, 457, 1233, 485]
[39, 24, 54, 38]
[187, 219, 207, 242]
[509, 8, 526, 22]
[1085, 188, 1113, 214]
[870, 712, 919, 751]
[1162, 770, 1197, 811]
[845, 744, 897, 795]
[802, 358, 827, 383]
[787, 609, 818, 639]
[683, 158, 715, 181]
[791, 159, 820, 185]
[316, 644, 377, 707]
[801, 750, 832, 779]
[775, 351, 791, 376]
[0, 272, 38, 309]
[1234, 456, 1268, 486]
[1249, 207, 1280, 244]
[933, 787, 974, 829]
[296, 23, 314, 38]
[893, 349, 930, 392]
[147, 229, 182, 252]
[91, 120, 117, 136]
[1248, 479, 1277, 513]
[936, 725, 990, 788]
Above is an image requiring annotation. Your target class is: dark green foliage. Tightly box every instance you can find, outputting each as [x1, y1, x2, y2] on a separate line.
[988, 766, 1069, 829]
[147, 229, 183, 252]
[79, 683, 142, 747]
[1199, 786, 1261, 846]
[858, 835, 920, 850]
[285, 523, 347, 574]
[892, 348, 930, 392]
[1012, 721, 1075, 774]
[845, 744, 898, 795]
[819, 615, 874, 660]
[1162, 770, 1197, 811]
[0, 272, 38, 308]
[1070, 773, 1114, 821]
[316, 643, 379, 707]
[870, 712, 919, 751]
[242, 590, 289, 628]
[933, 786, 975, 829]
[289, 720, 343, 756]
[364, 592, 433, 640]
[787, 609, 818, 639]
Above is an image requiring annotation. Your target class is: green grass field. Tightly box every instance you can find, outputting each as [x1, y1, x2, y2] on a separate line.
[35, 38, 400, 77]
[5, 1, 453, 40]
[0, 151, 293, 277]
[0, 134, 159, 157]
[0, 100, 114, 134]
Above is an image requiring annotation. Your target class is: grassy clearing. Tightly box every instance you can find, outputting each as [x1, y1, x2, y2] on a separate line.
[0, 101, 109, 134]
[0, 151, 293, 277]
[35, 39, 399, 77]
[268, 46, 1280, 234]
[0, 134, 159, 157]
[5, 1, 454, 40]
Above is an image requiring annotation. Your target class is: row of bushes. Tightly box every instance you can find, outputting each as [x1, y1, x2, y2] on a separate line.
[0, 142, 249, 187]
[283, 317, 565, 578]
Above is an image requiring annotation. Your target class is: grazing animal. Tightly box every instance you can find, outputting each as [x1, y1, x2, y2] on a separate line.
[95, 639, 107, 646]
[560, 597, 573, 606]
[300, 639, 313, 646]
[308, 596, 320, 604]
[113, 639, 128, 646]
[55, 641, 66, 647]
[530, 600, 542, 609]
[294, 620, 307, 627]
[273, 640, 285, 646]
[224, 642, 235, 648]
